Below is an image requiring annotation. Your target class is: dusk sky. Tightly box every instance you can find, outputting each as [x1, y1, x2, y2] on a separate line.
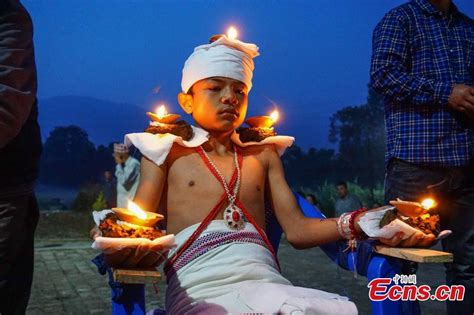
[23, 0, 474, 149]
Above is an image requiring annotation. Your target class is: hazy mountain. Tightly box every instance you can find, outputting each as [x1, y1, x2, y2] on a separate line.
[38, 96, 148, 146]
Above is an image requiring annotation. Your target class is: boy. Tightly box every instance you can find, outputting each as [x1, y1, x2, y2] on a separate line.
[105, 34, 433, 313]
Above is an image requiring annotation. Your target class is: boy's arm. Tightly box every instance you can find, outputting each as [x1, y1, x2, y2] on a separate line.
[265, 145, 435, 249]
[132, 156, 167, 213]
[265, 145, 341, 249]
[91, 156, 167, 268]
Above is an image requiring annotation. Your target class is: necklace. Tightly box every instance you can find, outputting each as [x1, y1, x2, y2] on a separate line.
[199, 145, 245, 230]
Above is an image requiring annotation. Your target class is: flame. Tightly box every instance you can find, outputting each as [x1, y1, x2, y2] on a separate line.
[270, 110, 279, 123]
[227, 26, 238, 40]
[155, 104, 167, 119]
[420, 213, 431, 220]
[127, 200, 147, 220]
[421, 198, 436, 210]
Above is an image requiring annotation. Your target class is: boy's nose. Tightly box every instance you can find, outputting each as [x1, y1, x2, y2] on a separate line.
[221, 88, 238, 106]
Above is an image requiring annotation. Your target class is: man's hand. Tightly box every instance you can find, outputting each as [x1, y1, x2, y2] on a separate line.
[448, 84, 474, 115]
[114, 153, 124, 164]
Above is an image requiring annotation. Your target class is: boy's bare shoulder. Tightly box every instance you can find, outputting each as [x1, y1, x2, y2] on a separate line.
[167, 142, 198, 164]
[241, 144, 279, 162]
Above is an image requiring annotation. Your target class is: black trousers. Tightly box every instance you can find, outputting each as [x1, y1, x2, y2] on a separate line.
[0, 193, 39, 315]
[385, 158, 474, 315]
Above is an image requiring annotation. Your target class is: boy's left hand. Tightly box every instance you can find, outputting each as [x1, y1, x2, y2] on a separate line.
[377, 230, 436, 248]
[103, 244, 168, 268]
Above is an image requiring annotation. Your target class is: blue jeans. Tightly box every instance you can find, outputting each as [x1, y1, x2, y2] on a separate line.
[385, 158, 474, 315]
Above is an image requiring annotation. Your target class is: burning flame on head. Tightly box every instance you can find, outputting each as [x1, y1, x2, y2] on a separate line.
[155, 104, 167, 119]
[421, 198, 436, 210]
[127, 200, 147, 220]
[270, 110, 279, 123]
[227, 26, 238, 40]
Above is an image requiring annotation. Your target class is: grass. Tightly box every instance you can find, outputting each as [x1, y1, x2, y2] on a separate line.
[36, 211, 94, 239]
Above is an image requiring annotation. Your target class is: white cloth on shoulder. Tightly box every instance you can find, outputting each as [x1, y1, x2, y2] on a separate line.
[164, 220, 358, 315]
[124, 126, 294, 167]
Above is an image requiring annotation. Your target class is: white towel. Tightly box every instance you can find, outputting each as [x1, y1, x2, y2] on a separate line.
[125, 126, 294, 167]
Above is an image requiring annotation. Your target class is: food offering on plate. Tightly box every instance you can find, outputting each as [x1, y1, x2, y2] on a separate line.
[98, 211, 164, 240]
[379, 207, 440, 236]
[91, 201, 175, 261]
[358, 198, 451, 241]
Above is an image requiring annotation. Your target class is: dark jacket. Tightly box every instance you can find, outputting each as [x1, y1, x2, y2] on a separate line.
[0, 0, 42, 191]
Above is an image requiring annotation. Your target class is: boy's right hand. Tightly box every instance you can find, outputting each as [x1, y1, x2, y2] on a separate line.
[90, 227, 166, 268]
[90, 226, 101, 240]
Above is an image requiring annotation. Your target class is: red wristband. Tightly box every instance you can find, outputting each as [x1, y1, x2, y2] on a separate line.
[349, 207, 368, 240]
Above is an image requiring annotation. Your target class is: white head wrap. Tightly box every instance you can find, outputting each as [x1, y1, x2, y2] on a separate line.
[181, 35, 259, 93]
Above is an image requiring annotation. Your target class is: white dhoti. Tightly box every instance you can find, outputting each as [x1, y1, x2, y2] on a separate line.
[164, 220, 358, 314]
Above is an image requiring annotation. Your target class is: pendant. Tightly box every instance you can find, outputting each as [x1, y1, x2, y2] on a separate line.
[224, 204, 245, 230]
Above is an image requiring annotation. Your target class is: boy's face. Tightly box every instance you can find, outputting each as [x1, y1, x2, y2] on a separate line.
[178, 77, 249, 133]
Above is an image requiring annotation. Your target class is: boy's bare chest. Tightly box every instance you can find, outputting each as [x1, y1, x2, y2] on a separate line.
[167, 154, 266, 196]
[164, 150, 268, 234]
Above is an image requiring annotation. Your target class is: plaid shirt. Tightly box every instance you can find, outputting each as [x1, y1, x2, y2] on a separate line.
[370, 0, 474, 166]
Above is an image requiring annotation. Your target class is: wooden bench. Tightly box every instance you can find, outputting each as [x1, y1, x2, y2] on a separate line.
[374, 246, 453, 263]
[113, 268, 161, 284]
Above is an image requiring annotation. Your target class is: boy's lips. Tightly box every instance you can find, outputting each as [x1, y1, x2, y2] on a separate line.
[219, 108, 239, 119]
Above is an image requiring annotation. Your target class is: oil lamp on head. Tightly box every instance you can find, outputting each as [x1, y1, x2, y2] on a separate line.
[112, 200, 163, 227]
[146, 104, 181, 124]
[209, 25, 239, 43]
[227, 26, 238, 40]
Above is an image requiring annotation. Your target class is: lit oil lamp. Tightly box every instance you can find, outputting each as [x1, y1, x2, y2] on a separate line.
[421, 198, 436, 210]
[227, 26, 238, 40]
[390, 197, 437, 217]
[146, 104, 181, 124]
[112, 200, 163, 227]
[245, 110, 279, 129]
[237, 110, 279, 143]
[209, 26, 239, 43]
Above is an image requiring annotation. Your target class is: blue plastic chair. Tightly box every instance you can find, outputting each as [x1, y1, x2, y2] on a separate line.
[288, 193, 420, 315]
[105, 192, 421, 315]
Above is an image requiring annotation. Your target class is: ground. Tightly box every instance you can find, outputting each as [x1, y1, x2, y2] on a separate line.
[26, 212, 449, 314]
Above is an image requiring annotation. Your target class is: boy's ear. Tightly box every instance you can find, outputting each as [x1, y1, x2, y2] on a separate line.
[178, 92, 193, 114]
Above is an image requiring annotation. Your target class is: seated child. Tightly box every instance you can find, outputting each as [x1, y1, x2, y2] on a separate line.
[106, 34, 435, 314]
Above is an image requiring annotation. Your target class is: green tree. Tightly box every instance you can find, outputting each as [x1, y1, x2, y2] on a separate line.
[40, 125, 97, 187]
[94, 143, 115, 176]
[329, 88, 385, 188]
[72, 184, 101, 212]
[92, 191, 108, 211]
